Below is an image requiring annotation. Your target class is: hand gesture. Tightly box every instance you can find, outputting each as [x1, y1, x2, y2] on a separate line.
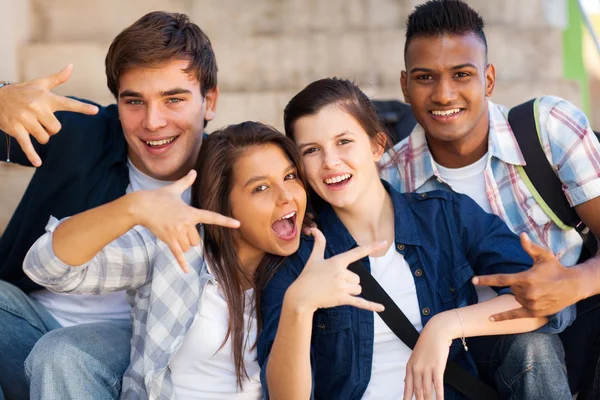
[472, 233, 581, 321]
[289, 228, 387, 313]
[137, 170, 240, 272]
[0, 64, 99, 166]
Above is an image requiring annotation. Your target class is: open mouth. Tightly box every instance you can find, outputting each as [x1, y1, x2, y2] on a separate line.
[428, 108, 465, 121]
[271, 211, 298, 241]
[323, 173, 353, 189]
[142, 136, 179, 150]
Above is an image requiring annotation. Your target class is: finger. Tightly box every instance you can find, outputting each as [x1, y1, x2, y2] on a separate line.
[413, 368, 424, 400]
[193, 208, 240, 228]
[302, 226, 313, 236]
[345, 283, 362, 296]
[348, 295, 384, 312]
[472, 272, 525, 288]
[519, 233, 553, 263]
[53, 94, 99, 115]
[434, 367, 444, 400]
[404, 369, 414, 400]
[169, 241, 189, 273]
[308, 228, 327, 262]
[343, 270, 360, 285]
[38, 112, 62, 136]
[422, 369, 433, 400]
[37, 64, 73, 90]
[489, 307, 534, 322]
[333, 239, 388, 266]
[13, 126, 41, 166]
[178, 232, 191, 253]
[25, 120, 51, 145]
[187, 226, 201, 248]
[169, 170, 197, 194]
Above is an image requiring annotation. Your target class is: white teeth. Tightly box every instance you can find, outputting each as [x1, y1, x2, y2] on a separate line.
[278, 212, 296, 221]
[145, 137, 176, 146]
[431, 109, 461, 116]
[324, 174, 352, 185]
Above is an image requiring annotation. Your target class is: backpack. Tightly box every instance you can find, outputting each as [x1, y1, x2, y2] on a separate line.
[373, 98, 599, 262]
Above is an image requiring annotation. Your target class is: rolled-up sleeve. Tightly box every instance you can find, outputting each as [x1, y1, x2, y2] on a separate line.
[23, 216, 155, 294]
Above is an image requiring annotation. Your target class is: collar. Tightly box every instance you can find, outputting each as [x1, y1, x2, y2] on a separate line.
[316, 180, 422, 255]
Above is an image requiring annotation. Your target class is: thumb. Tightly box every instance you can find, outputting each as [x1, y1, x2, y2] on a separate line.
[168, 170, 197, 194]
[39, 64, 74, 90]
[519, 233, 552, 263]
[308, 228, 326, 262]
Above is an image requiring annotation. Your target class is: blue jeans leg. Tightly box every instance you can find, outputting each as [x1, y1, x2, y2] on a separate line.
[0, 280, 61, 400]
[469, 332, 571, 400]
[25, 320, 132, 400]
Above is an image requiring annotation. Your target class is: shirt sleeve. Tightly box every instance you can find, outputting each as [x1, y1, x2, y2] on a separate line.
[23, 216, 155, 294]
[451, 192, 576, 332]
[538, 96, 600, 207]
[257, 248, 316, 400]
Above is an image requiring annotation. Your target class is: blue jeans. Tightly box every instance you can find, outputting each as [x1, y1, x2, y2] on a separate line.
[469, 332, 571, 399]
[0, 280, 132, 400]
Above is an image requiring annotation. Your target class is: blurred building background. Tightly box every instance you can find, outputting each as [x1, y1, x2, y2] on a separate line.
[1, 0, 599, 232]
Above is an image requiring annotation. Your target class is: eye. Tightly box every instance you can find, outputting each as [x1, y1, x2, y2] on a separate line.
[302, 147, 318, 156]
[252, 184, 268, 193]
[284, 172, 298, 180]
[167, 98, 183, 104]
[337, 138, 352, 145]
[416, 74, 433, 81]
[455, 72, 470, 78]
[126, 99, 144, 105]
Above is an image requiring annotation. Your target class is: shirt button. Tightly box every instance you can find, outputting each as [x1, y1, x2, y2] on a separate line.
[422, 307, 431, 316]
[318, 323, 326, 330]
[414, 269, 423, 277]
[419, 193, 427, 198]
[450, 287, 455, 294]
[396, 243, 405, 251]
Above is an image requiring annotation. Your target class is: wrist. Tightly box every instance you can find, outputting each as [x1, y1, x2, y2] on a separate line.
[428, 310, 462, 341]
[124, 191, 148, 227]
[283, 283, 317, 316]
[574, 263, 596, 301]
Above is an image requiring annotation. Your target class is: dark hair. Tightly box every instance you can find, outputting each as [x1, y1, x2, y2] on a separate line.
[191, 122, 306, 389]
[405, 0, 487, 62]
[105, 11, 217, 98]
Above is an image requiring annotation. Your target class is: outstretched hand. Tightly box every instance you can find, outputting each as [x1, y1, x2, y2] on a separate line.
[288, 228, 387, 313]
[137, 170, 240, 272]
[0, 64, 99, 166]
[473, 233, 582, 321]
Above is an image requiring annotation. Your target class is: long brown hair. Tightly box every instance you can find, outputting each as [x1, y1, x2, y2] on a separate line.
[192, 122, 306, 389]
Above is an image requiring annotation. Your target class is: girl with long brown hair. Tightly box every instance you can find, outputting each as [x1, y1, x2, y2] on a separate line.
[23, 122, 307, 399]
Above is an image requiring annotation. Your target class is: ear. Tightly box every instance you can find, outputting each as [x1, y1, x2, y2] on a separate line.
[371, 132, 387, 162]
[203, 86, 219, 121]
[400, 71, 410, 104]
[485, 64, 496, 98]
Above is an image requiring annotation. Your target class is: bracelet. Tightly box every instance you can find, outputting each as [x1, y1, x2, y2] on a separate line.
[1, 82, 12, 162]
[454, 308, 468, 351]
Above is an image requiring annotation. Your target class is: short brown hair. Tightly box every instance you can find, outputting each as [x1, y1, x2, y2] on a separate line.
[105, 11, 218, 98]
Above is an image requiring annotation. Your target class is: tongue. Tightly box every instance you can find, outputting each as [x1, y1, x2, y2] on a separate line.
[272, 219, 294, 237]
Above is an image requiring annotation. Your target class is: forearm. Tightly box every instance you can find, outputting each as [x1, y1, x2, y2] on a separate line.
[266, 289, 315, 400]
[431, 295, 548, 339]
[53, 192, 143, 265]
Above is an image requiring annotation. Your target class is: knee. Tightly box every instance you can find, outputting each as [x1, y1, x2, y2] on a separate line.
[503, 332, 565, 366]
[25, 329, 83, 377]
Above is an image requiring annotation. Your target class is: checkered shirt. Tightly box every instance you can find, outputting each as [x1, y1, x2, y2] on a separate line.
[379, 96, 600, 267]
[23, 217, 213, 399]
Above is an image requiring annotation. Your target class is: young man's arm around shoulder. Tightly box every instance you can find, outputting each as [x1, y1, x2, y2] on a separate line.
[475, 96, 600, 320]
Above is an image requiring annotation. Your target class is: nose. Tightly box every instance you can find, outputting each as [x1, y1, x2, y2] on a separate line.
[431, 76, 458, 105]
[143, 103, 168, 131]
[276, 186, 294, 206]
[321, 148, 342, 170]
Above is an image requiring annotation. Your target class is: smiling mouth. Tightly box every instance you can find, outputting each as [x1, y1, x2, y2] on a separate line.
[271, 211, 298, 241]
[428, 108, 465, 120]
[142, 136, 178, 148]
[323, 173, 353, 187]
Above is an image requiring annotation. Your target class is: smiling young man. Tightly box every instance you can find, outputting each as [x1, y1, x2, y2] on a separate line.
[379, 0, 600, 398]
[0, 11, 218, 400]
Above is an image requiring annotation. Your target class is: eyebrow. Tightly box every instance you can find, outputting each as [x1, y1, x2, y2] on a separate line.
[409, 63, 478, 74]
[244, 164, 296, 187]
[118, 88, 192, 98]
[297, 131, 354, 151]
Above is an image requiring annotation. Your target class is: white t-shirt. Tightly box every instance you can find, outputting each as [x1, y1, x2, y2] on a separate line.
[363, 245, 424, 399]
[169, 284, 262, 399]
[30, 159, 192, 327]
[435, 154, 498, 303]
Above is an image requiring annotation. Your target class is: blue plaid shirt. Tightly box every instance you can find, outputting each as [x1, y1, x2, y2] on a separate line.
[24, 217, 214, 400]
[379, 97, 600, 267]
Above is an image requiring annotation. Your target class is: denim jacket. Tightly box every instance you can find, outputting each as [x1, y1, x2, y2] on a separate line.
[257, 181, 575, 400]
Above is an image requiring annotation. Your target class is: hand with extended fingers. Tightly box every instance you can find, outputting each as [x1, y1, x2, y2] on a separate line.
[472, 233, 581, 321]
[134, 170, 240, 273]
[0, 64, 99, 166]
[287, 228, 387, 313]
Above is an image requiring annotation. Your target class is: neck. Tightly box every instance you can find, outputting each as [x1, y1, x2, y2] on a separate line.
[333, 179, 394, 248]
[236, 246, 264, 290]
